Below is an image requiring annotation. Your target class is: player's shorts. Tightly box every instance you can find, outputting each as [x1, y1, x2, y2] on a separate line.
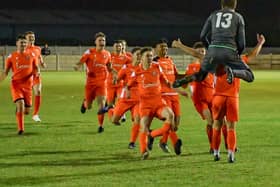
[85, 83, 106, 105]
[139, 97, 168, 118]
[192, 88, 213, 119]
[113, 99, 139, 118]
[212, 95, 239, 122]
[162, 94, 180, 116]
[33, 75, 41, 86]
[107, 85, 122, 104]
[11, 83, 32, 107]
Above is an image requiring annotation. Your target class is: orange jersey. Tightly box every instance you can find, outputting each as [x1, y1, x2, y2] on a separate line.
[26, 45, 42, 65]
[118, 64, 140, 100]
[156, 56, 178, 94]
[6, 51, 38, 86]
[80, 48, 111, 84]
[214, 56, 249, 98]
[107, 53, 131, 86]
[137, 62, 167, 99]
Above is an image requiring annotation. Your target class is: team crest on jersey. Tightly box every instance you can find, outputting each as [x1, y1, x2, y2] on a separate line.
[103, 55, 107, 59]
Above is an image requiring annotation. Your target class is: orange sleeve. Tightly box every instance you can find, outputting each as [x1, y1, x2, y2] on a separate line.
[241, 55, 249, 64]
[117, 66, 126, 81]
[5, 55, 12, 70]
[80, 50, 90, 63]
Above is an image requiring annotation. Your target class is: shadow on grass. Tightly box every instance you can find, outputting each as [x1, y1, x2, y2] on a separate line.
[0, 132, 40, 139]
[0, 163, 176, 186]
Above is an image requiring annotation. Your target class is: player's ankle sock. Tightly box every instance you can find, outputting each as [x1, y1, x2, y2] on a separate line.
[151, 123, 171, 138]
[139, 132, 147, 154]
[130, 123, 140, 143]
[212, 128, 221, 151]
[169, 131, 179, 146]
[33, 95, 41, 115]
[227, 129, 236, 152]
[222, 124, 227, 143]
[160, 131, 169, 144]
[206, 124, 213, 146]
[16, 112, 24, 131]
[98, 114, 104, 126]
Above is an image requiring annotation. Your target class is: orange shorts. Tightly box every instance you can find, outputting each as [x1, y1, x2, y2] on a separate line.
[139, 97, 167, 118]
[33, 75, 41, 86]
[192, 91, 213, 120]
[11, 83, 32, 107]
[114, 99, 139, 118]
[85, 83, 106, 105]
[162, 94, 180, 116]
[212, 95, 239, 122]
[107, 85, 122, 103]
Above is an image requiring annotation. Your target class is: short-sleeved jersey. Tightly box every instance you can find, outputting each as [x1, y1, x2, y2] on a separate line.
[200, 8, 245, 54]
[185, 61, 214, 89]
[137, 62, 166, 99]
[80, 48, 111, 84]
[107, 53, 131, 86]
[26, 45, 42, 65]
[118, 63, 140, 100]
[6, 51, 38, 86]
[155, 56, 178, 94]
[214, 56, 249, 97]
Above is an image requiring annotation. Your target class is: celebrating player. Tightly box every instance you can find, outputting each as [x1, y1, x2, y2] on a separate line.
[0, 34, 39, 134]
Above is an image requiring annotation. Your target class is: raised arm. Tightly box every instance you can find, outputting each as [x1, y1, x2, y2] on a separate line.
[172, 39, 204, 60]
[247, 34, 265, 61]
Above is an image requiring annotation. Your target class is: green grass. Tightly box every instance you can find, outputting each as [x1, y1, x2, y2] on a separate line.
[0, 71, 279, 187]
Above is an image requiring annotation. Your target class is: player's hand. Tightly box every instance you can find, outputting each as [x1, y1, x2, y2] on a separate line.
[172, 38, 182, 48]
[257, 33, 265, 45]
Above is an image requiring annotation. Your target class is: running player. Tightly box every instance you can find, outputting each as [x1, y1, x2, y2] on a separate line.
[0, 34, 39, 134]
[25, 31, 46, 122]
[153, 39, 182, 155]
[111, 47, 141, 148]
[136, 47, 175, 159]
[172, 40, 214, 153]
[74, 32, 111, 133]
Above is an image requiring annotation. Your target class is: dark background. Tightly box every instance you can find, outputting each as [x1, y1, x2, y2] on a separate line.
[0, 0, 279, 46]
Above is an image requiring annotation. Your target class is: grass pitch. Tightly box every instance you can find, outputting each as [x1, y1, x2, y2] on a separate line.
[0, 71, 279, 186]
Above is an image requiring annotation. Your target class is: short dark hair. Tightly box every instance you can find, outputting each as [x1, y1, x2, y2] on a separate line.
[221, 0, 237, 9]
[24, 31, 34, 36]
[140, 47, 153, 55]
[95, 32, 106, 39]
[17, 34, 27, 41]
[153, 38, 168, 48]
[193, 42, 205, 49]
[131, 47, 141, 54]
[114, 40, 123, 44]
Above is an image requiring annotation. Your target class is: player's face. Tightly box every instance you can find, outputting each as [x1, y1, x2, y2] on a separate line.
[158, 43, 168, 56]
[142, 51, 153, 64]
[132, 50, 141, 65]
[95, 36, 106, 48]
[16, 39, 28, 51]
[26, 34, 35, 44]
[114, 42, 123, 53]
[196, 47, 206, 55]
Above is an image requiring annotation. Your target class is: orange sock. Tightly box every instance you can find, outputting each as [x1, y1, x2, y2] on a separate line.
[33, 95, 41, 115]
[169, 131, 179, 146]
[108, 108, 114, 120]
[130, 123, 140, 143]
[222, 124, 227, 144]
[212, 128, 221, 150]
[160, 131, 169, 144]
[16, 112, 24, 131]
[98, 114, 104, 126]
[139, 132, 147, 153]
[151, 123, 171, 138]
[227, 129, 236, 152]
[206, 124, 213, 147]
